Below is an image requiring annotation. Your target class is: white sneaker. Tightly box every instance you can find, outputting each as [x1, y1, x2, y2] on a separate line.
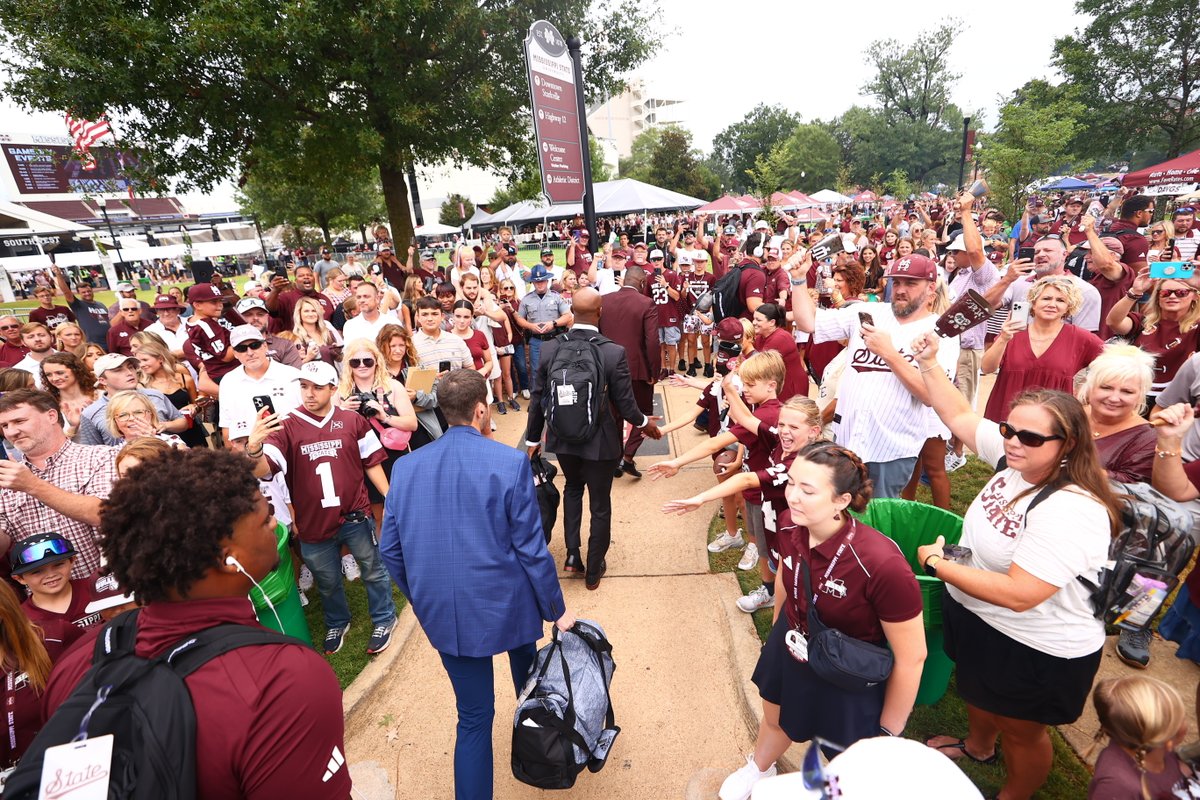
[522, 389, 530, 399]
[298, 564, 314, 592]
[708, 529, 746, 553]
[945, 450, 967, 472]
[718, 754, 778, 800]
[341, 553, 361, 581]
[737, 543, 759, 571]
[736, 585, 775, 613]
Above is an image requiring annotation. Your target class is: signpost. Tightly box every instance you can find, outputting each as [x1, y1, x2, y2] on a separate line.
[524, 20, 596, 249]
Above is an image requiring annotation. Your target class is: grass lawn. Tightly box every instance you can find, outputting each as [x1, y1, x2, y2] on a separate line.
[301, 576, 408, 690]
[707, 455, 1094, 798]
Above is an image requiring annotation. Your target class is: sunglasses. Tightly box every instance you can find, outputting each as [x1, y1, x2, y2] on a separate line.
[1161, 288, 1195, 299]
[1178, 207, 1195, 214]
[14, 537, 72, 568]
[349, 358, 375, 368]
[998, 421, 1064, 447]
[233, 340, 266, 353]
[802, 737, 846, 799]
[1151, 229, 1166, 235]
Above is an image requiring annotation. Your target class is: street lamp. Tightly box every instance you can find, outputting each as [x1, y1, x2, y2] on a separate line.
[95, 197, 127, 281]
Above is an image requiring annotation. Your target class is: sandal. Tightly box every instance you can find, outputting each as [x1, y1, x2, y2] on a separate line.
[925, 735, 1000, 765]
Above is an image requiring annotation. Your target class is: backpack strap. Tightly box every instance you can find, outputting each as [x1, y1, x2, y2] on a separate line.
[161, 623, 304, 678]
[92, 608, 142, 662]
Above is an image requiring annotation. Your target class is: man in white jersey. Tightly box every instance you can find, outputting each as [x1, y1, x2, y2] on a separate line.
[790, 252, 959, 497]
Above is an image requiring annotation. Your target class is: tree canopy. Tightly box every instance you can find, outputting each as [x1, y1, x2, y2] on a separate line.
[710, 104, 802, 193]
[439, 193, 476, 227]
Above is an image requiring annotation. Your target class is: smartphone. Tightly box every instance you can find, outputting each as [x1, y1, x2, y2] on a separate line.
[1151, 261, 1196, 279]
[252, 395, 275, 415]
[857, 311, 875, 327]
[1167, 237, 1176, 254]
[942, 544, 973, 563]
[273, 264, 289, 281]
[1018, 246, 1035, 262]
[1010, 301, 1030, 326]
[438, 360, 452, 373]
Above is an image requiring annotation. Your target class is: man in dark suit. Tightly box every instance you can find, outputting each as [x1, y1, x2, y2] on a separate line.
[525, 288, 663, 589]
[599, 266, 660, 478]
[381, 369, 574, 800]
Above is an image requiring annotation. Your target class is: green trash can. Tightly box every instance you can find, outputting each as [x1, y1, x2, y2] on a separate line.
[137, 278, 151, 291]
[249, 522, 312, 644]
[850, 499, 963, 705]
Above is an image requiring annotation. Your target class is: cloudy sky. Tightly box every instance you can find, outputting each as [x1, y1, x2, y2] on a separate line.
[1, 1, 1091, 208]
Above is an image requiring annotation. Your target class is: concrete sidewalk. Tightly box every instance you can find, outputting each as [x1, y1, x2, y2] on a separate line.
[342, 380, 768, 799]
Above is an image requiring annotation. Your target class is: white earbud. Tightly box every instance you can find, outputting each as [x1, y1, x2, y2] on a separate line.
[225, 554, 283, 632]
[225, 555, 239, 568]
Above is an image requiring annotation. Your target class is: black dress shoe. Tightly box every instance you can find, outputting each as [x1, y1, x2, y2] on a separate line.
[703, 363, 714, 378]
[563, 552, 584, 574]
[620, 459, 642, 479]
[677, 358, 687, 372]
[691, 358, 702, 370]
[585, 561, 607, 590]
[613, 464, 624, 478]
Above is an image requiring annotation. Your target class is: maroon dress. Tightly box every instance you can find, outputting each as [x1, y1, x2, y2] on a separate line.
[1093, 424, 1156, 483]
[984, 324, 1104, 422]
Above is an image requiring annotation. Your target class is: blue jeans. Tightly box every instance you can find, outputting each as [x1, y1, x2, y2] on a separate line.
[299, 516, 395, 630]
[867, 456, 918, 499]
[439, 644, 538, 800]
[511, 341, 529, 391]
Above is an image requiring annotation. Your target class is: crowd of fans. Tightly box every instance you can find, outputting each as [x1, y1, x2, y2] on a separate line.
[0, 187, 1197, 799]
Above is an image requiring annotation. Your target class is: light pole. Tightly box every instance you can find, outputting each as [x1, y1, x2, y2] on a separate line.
[95, 197, 127, 281]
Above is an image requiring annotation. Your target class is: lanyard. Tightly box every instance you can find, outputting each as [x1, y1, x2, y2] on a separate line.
[792, 520, 856, 625]
[6, 671, 16, 754]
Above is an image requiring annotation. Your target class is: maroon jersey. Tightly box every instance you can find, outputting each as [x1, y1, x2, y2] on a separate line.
[184, 316, 239, 381]
[729, 398, 782, 504]
[681, 271, 715, 314]
[262, 406, 385, 542]
[27, 306, 75, 330]
[1129, 313, 1200, 398]
[21, 578, 100, 663]
[644, 269, 686, 327]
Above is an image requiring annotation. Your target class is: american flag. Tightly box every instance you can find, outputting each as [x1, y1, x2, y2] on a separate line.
[64, 113, 112, 171]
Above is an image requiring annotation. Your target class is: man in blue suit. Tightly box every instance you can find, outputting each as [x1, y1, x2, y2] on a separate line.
[380, 368, 574, 800]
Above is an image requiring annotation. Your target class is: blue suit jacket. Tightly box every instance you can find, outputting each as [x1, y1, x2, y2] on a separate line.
[380, 425, 566, 657]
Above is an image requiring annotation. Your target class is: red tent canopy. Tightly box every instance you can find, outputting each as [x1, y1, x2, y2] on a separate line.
[769, 191, 801, 209]
[1122, 150, 1200, 188]
[787, 191, 820, 207]
[695, 194, 753, 213]
[851, 190, 878, 203]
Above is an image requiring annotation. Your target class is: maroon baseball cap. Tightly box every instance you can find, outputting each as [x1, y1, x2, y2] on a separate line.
[714, 317, 744, 341]
[187, 283, 224, 303]
[633, 241, 647, 250]
[1065, 195, 1085, 205]
[152, 293, 183, 310]
[885, 254, 938, 281]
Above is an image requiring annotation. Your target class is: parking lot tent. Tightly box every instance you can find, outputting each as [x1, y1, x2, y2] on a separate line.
[482, 179, 706, 227]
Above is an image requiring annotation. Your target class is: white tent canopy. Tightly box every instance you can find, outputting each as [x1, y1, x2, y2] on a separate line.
[481, 178, 707, 227]
[810, 189, 852, 204]
[465, 207, 494, 228]
[414, 222, 462, 237]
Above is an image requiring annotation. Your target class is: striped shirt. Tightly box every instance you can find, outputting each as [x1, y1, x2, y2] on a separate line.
[813, 305, 959, 463]
[412, 330, 473, 371]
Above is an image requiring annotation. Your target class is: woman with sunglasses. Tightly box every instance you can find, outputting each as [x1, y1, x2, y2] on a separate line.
[1146, 220, 1180, 262]
[337, 338, 418, 526]
[982, 275, 1104, 423]
[376, 324, 442, 448]
[136, 337, 208, 449]
[717, 442, 926, 800]
[39, 352, 100, 442]
[911, 332, 1122, 800]
[1105, 269, 1200, 407]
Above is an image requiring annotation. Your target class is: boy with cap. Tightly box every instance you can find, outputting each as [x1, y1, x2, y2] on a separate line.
[184, 283, 240, 386]
[12, 532, 102, 662]
[644, 249, 684, 379]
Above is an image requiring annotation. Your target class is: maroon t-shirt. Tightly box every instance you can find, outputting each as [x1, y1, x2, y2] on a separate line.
[21, 579, 101, 663]
[774, 512, 923, 639]
[1108, 219, 1150, 268]
[754, 328, 808, 401]
[644, 269, 686, 327]
[762, 267, 791, 307]
[44, 597, 351, 798]
[695, 381, 724, 438]
[106, 316, 150, 356]
[461, 329, 489, 369]
[27, 306, 76, 330]
[263, 406, 386, 542]
[1088, 263, 1135, 340]
[275, 289, 335, 324]
[729, 398, 782, 504]
[736, 262, 767, 320]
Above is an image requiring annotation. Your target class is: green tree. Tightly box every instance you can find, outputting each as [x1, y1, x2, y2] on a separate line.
[747, 148, 787, 224]
[439, 193, 475, 227]
[646, 126, 720, 199]
[488, 167, 543, 211]
[883, 169, 913, 202]
[1054, 0, 1200, 160]
[618, 127, 664, 183]
[710, 104, 802, 192]
[978, 90, 1086, 221]
[589, 134, 614, 182]
[769, 123, 842, 193]
[0, 0, 659, 249]
[236, 127, 384, 245]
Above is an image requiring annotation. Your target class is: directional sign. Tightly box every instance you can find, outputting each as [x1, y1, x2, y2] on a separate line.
[524, 20, 585, 205]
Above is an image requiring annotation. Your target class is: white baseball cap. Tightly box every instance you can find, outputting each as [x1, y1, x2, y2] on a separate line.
[229, 325, 265, 348]
[294, 360, 338, 387]
[235, 297, 268, 315]
[92, 353, 137, 377]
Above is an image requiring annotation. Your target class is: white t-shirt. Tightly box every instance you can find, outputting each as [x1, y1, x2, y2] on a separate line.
[218, 361, 303, 440]
[12, 354, 49, 388]
[341, 311, 402, 347]
[145, 320, 189, 353]
[1001, 273, 1101, 333]
[813, 305, 959, 462]
[949, 419, 1109, 658]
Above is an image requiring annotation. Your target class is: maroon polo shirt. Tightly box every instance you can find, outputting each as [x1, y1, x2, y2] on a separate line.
[0, 342, 29, 368]
[729, 398, 782, 504]
[736, 262, 767, 320]
[106, 316, 151, 356]
[762, 266, 791, 307]
[45, 597, 351, 798]
[774, 512, 923, 641]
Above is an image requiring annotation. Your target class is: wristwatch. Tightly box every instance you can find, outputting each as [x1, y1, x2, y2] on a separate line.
[922, 554, 942, 578]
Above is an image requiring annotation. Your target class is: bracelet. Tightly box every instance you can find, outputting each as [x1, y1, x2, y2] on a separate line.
[1125, 291, 1141, 301]
[1155, 448, 1181, 459]
[789, 278, 805, 286]
[246, 445, 264, 458]
[920, 364, 938, 374]
[879, 725, 898, 737]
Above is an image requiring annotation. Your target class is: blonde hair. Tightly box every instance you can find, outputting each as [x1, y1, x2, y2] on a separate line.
[1091, 676, 1187, 800]
[115, 436, 174, 474]
[54, 322, 84, 350]
[1141, 280, 1200, 336]
[106, 390, 160, 439]
[781, 396, 822, 430]
[1028, 274, 1083, 317]
[1077, 344, 1156, 416]
[292, 297, 334, 346]
[738, 350, 786, 389]
[929, 279, 951, 315]
[134, 336, 182, 382]
[339, 339, 392, 396]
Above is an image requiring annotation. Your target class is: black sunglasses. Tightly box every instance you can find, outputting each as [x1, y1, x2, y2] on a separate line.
[802, 737, 846, 799]
[348, 358, 375, 368]
[998, 421, 1064, 447]
[233, 340, 266, 353]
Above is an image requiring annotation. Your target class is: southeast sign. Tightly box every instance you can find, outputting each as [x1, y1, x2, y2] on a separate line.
[524, 20, 585, 205]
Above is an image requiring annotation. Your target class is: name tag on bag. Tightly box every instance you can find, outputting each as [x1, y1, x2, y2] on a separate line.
[38, 735, 113, 800]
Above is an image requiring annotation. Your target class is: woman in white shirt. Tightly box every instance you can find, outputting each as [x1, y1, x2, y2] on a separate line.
[909, 331, 1122, 800]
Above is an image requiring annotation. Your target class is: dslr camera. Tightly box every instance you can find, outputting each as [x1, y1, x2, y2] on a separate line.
[353, 391, 378, 418]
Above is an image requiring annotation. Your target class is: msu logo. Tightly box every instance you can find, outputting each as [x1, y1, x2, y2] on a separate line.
[894, 257, 913, 272]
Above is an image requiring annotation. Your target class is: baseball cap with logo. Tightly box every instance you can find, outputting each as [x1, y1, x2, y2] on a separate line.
[115, 282, 135, 293]
[152, 294, 183, 310]
[92, 353, 137, 377]
[540, 247, 554, 256]
[294, 360, 339, 387]
[1029, 215, 1049, 226]
[676, 253, 693, 266]
[649, 249, 665, 261]
[633, 241, 647, 250]
[714, 317, 745, 341]
[1065, 195, 1085, 205]
[420, 249, 435, 260]
[236, 297, 268, 315]
[723, 224, 737, 235]
[187, 283, 224, 304]
[694, 249, 709, 261]
[83, 569, 135, 616]
[10, 532, 75, 575]
[229, 325, 265, 349]
[885, 254, 938, 281]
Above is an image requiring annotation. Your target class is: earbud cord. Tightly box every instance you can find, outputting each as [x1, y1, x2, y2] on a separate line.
[229, 558, 285, 633]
